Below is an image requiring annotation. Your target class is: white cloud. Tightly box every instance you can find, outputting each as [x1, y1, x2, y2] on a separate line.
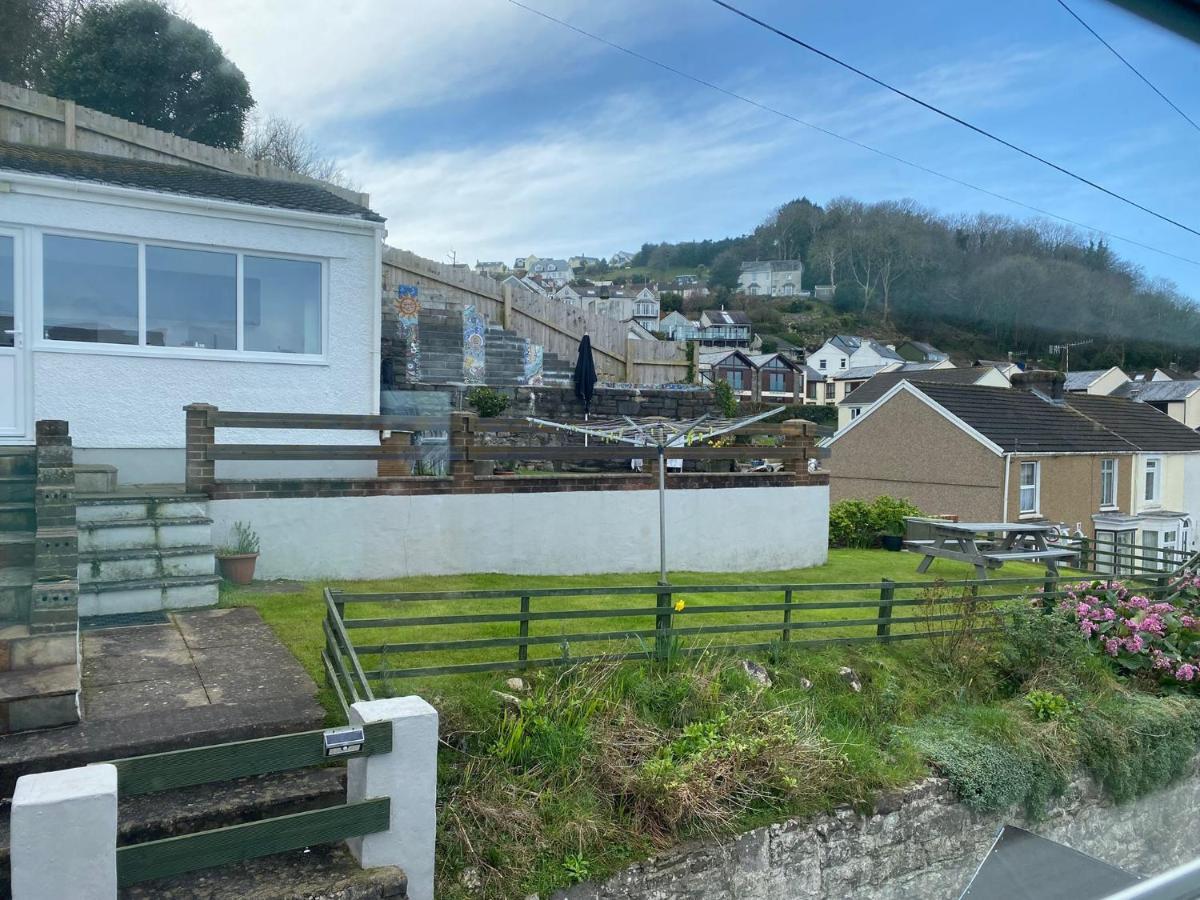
[179, 0, 671, 124]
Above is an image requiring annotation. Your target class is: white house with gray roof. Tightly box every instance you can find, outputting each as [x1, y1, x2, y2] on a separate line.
[0, 140, 386, 484]
[738, 259, 804, 296]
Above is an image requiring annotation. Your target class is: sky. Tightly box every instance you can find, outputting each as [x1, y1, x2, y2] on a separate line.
[181, 0, 1200, 295]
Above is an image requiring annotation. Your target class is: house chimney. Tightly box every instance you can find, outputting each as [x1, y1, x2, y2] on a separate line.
[1011, 369, 1065, 402]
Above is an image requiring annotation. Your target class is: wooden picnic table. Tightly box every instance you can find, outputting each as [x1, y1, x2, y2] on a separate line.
[903, 518, 1077, 580]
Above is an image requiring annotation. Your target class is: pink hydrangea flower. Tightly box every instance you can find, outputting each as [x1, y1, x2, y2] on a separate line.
[1175, 663, 1197, 682]
[1153, 653, 1175, 671]
[1181, 615, 1196, 629]
[1105, 638, 1122, 657]
[1128, 596, 1150, 610]
[1080, 621, 1096, 637]
[1123, 635, 1145, 653]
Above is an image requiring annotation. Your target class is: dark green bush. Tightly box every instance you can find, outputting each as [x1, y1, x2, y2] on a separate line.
[829, 496, 921, 547]
[466, 386, 510, 418]
[1080, 696, 1200, 803]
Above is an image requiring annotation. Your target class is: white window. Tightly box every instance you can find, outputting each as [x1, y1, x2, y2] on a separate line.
[850, 407, 862, 420]
[146, 245, 236, 350]
[1019, 461, 1040, 515]
[819, 358, 827, 370]
[1144, 457, 1162, 505]
[840, 357, 847, 368]
[40, 234, 324, 358]
[1100, 458, 1117, 509]
[43, 235, 139, 344]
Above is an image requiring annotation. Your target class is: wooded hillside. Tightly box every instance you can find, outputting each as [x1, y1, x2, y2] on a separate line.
[631, 198, 1200, 372]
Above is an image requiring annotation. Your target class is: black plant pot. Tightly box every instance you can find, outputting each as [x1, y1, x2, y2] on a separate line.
[881, 534, 904, 552]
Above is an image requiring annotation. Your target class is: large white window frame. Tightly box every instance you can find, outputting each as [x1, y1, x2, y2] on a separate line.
[1143, 456, 1163, 506]
[1019, 460, 1040, 515]
[32, 228, 329, 365]
[1100, 458, 1117, 510]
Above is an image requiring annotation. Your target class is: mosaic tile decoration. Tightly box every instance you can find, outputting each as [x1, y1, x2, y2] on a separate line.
[394, 285, 421, 383]
[463, 304, 487, 383]
[524, 343, 544, 386]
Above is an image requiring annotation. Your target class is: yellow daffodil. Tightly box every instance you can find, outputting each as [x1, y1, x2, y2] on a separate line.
[673, 599, 686, 612]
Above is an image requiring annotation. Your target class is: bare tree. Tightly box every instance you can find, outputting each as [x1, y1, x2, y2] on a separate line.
[241, 113, 357, 190]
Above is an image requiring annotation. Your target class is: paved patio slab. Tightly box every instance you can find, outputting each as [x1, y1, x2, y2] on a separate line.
[0, 606, 325, 795]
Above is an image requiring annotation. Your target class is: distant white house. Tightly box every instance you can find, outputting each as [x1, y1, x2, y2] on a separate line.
[568, 255, 601, 269]
[514, 253, 539, 271]
[474, 260, 508, 276]
[610, 250, 635, 266]
[527, 258, 573, 286]
[738, 260, 804, 296]
[0, 141, 386, 483]
[807, 334, 903, 377]
[631, 287, 660, 330]
[1064, 367, 1130, 396]
[502, 274, 548, 296]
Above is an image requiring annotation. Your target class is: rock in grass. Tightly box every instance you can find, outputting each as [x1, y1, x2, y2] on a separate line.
[492, 690, 523, 710]
[460, 866, 483, 892]
[838, 666, 862, 693]
[505, 676, 530, 693]
[741, 660, 772, 687]
[797, 676, 814, 691]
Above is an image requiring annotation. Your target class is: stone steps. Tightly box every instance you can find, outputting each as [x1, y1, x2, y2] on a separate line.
[0, 449, 35, 480]
[0, 502, 35, 534]
[78, 515, 214, 552]
[0, 662, 79, 734]
[79, 573, 220, 616]
[0, 532, 33, 569]
[80, 544, 215, 583]
[0, 478, 33, 504]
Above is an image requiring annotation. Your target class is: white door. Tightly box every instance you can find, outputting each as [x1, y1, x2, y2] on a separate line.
[0, 230, 31, 443]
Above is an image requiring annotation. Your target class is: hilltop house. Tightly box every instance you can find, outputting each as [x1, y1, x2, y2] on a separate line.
[700, 350, 808, 403]
[807, 335, 904, 376]
[474, 260, 508, 276]
[1064, 367, 1129, 395]
[568, 255, 600, 269]
[738, 260, 804, 297]
[698, 308, 752, 347]
[527, 258, 573, 286]
[610, 250, 635, 266]
[895, 340, 949, 364]
[835, 365, 1010, 429]
[0, 140, 385, 483]
[1113, 379, 1200, 429]
[826, 378, 1200, 560]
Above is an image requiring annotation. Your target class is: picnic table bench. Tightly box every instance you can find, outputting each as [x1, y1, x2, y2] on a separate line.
[903, 518, 1076, 580]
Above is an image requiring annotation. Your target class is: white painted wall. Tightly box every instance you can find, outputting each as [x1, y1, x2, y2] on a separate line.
[210, 485, 829, 579]
[1, 179, 383, 482]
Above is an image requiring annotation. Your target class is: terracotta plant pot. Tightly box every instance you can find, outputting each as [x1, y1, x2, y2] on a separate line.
[217, 553, 258, 585]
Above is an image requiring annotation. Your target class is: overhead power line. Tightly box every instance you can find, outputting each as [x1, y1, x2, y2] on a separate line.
[1055, 0, 1200, 135]
[505, 0, 1200, 268]
[708, 0, 1200, 240]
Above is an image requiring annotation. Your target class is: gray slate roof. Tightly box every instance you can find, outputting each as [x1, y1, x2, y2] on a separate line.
[1063, 370, 1112, 391]
[914, 384, 1133, 453]
[0, 140, 384, 222]
[828, 334, 904, 361]
[834, 364, 896, 381]
[702, 309, 752, 325]
[906, 383, 1200, 454]
[1111, 380, 1200, 402]
[842, 367, 994, 405]
[1064, 394, 1200, 452]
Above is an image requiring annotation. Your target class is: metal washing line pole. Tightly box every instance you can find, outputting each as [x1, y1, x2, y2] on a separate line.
[526, 407, 785, 584]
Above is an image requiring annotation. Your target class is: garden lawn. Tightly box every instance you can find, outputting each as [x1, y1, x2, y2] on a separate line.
[220, 549, 1076, 723]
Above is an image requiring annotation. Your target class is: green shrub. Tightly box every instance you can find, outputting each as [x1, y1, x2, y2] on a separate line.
[1080, 695, 1200, 803]
[1026, 690, 1071, 722]
[829, 499, 875, 548]
[465, 386, 510, 418]
[713, 379, 738, 417]
[868, 496, 921, 537]
[829, 496, 921, 547]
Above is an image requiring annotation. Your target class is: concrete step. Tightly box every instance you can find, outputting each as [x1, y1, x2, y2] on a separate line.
[80, 545, 215, 583]
[0, 478, 34, 504]
[78, 574, 220, 616]
[0, 450, 35, 480]
[0, 768, 351, 894]
[0, 624, 75, 671]
[78, 516, 213, 553]
[0, 503, 35, 534]
[0, 662, 80, 733]
[73, 464, 118, 493]
[77, 497, 208, 524]
[0, 532, 33, 569]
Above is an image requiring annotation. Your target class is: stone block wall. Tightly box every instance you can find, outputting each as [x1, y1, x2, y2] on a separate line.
[556, 766, 1200, 899]
[30, 420, 78, 635]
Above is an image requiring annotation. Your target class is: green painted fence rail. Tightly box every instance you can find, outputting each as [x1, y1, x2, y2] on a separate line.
[116, 798, 391, 887]
[323, 570, 1186, 682]
[111, 721, 393, 797]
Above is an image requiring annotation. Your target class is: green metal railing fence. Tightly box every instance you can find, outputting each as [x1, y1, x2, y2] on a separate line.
[108, 722, 393, 887]
[321, 571, 1186, 686]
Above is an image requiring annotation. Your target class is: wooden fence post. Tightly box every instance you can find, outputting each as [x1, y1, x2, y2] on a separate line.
[625, 337, 636, 382]
[876, 578, 895, 642]
[518, 596, 530, 670]
[183, 403, 217, 495]
[1078, 536, 1091, 571]
[782, 589, 793, 643]
[655, 586, 673, 662]
[501, 283, 513, 330]
[377, 430, 413, 477]
[448, 412, 475, 489]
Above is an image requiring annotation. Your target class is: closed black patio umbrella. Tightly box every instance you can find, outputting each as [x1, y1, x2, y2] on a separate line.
[573, 333, 597, 417]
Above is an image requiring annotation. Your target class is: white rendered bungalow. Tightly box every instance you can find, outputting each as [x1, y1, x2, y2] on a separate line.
[0, 141, 386, 483]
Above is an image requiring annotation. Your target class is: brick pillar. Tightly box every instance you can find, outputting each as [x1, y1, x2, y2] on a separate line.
[377, 430, 414, 477]
[184, 403, 217, 495]
[448, 412, 475, 489]
[780, 419, 813, 481]
[31, 420, 78, 635]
